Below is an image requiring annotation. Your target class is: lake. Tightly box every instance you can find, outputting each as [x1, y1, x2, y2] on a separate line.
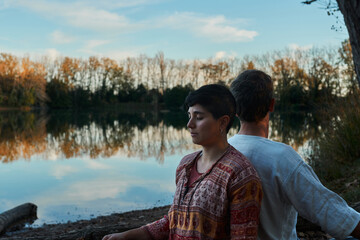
[0, 109, 317, 226]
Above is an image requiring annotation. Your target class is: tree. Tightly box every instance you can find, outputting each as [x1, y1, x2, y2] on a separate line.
[336, 0, 360, 87]
[19, 57, 48, 106]
[200, 60, 230, 84]
[338, 39, 358, 94]
[303, 0, 360, 87]
[271, 57, 308, 109]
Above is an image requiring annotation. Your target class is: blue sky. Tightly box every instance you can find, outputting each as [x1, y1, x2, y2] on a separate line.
[0, 0, 349, 61]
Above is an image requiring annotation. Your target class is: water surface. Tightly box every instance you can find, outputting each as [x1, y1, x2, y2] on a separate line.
[0, 109, 317, 226]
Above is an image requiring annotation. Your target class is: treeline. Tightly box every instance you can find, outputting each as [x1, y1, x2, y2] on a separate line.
[0, 39, 358, 110]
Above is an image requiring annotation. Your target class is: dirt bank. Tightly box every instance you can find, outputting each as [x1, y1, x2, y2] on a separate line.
[0, 205, 335, 240]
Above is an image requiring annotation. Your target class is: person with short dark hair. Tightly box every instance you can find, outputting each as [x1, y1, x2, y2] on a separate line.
[102, 84, 263, 240]
[229, 69, 360, 240]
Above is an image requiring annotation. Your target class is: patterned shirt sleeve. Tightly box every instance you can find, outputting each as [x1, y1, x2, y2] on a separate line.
[141, 215, 170, 240]
[229, 172, 263, 240]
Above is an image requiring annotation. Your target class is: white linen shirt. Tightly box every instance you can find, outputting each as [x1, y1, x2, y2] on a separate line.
[228, 134, 360, 240]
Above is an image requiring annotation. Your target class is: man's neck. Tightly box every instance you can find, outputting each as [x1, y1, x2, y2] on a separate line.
[238, 119, 269, 138]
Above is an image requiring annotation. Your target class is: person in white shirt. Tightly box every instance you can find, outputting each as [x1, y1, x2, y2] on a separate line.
[228, 69, 360, 240]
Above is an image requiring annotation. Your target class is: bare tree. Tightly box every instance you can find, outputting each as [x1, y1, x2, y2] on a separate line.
[176, 59, 190, 86]
[155, 51, 166, 94]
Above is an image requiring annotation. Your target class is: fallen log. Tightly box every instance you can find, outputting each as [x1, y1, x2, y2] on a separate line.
[0, 205, 169, 240]
[0, 203, 37, 235]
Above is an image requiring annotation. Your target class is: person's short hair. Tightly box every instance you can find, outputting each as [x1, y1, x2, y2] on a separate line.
[230, 69, 273, 122]
[184, 84, 236, 133]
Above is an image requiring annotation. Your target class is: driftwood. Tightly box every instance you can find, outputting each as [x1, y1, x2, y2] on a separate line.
[0, 205, 169, 240]
[0, 203, 37, 235]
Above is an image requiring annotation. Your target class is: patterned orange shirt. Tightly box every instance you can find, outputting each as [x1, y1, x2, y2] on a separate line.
[142, 145, 262, 240]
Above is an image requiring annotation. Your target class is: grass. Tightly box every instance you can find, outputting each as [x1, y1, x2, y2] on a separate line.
[310, 93, 360, 203]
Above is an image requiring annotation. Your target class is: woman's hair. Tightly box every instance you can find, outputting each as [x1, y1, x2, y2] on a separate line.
[230, 69, 273, 122]
[184, 84, 236, 133]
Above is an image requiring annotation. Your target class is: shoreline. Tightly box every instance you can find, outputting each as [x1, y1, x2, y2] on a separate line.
[1, 205, 170, 240]
[0, 204, 334, 240]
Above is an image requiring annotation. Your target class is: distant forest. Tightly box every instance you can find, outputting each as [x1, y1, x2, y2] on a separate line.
[0, 39, 358, 111]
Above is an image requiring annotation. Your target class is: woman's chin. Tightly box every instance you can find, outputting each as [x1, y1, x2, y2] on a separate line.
[191, 139, 201, 145]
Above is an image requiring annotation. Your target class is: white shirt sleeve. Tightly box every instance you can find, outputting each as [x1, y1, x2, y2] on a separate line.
[283, 160, 360, 239]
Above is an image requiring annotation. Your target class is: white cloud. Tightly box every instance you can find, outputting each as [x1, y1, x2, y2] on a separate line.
[161, 12, 258, 42]
[13, 0, 141, 32]
[82, 159, 110, 170]
[0, 0, 12, 10]
[214, 51, 237, 60]
[65, 8, 132, 32]
[69, 0, 158, 10]
[51, 165, 78, 180]
[0, 47, 62, 61]
[104, 49, 141, 60]
[215, 51, 226, 60]
[33, 173, 176, 205]
[288, 43, 313, 51]
[46, 147, 61, 161]
[85, 39, 111, 49]
[51, 30, 76, 44]
[0, 36, 9, 41]
[77, 39, 112, 56]
[77, 48, 142, 60]
[12, 1, 257, 42]
[66, 179, 126, 200]
[34, 178, 130, 204]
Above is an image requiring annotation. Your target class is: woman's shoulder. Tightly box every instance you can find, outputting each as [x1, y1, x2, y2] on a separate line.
[176, 150, 201, 172]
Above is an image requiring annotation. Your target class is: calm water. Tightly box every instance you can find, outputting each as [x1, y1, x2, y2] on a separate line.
[0, 109, 318, 226]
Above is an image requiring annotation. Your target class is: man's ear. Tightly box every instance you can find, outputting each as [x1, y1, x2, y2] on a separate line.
[269, 98, 275, 112]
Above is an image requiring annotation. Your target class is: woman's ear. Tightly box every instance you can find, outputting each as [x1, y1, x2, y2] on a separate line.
[219, 115, 230, 132]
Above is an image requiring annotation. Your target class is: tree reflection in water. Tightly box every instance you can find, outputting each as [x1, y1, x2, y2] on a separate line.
[0, 110, 197, 163]
[0, 109, 321, 164]
[269, 111, 322, 153]
[0, 110, 48, 163]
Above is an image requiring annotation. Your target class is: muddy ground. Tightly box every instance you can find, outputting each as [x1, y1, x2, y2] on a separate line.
[0, 205, 334, 240]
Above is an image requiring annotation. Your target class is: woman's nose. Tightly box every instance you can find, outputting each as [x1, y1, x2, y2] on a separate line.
[187, 117, 194, 128]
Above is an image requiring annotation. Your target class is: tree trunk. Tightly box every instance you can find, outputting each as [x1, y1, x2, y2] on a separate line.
[0, 203, 37, 235]
[336, 0, 360, 88]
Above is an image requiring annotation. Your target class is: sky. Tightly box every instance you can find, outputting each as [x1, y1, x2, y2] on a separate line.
[0, 0, 349, 61]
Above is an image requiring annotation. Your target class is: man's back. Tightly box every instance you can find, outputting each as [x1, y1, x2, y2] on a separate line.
[229, 134, 360, 240]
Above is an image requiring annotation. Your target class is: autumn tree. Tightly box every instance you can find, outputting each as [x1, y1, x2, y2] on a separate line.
[200, 60, 230, 84]
[18, 57, 48, 106]
[0, 53, 19, 105]
[0, 53, 48, 107]
[307, 56, 338, 103]
[271, 57, 308, 109]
